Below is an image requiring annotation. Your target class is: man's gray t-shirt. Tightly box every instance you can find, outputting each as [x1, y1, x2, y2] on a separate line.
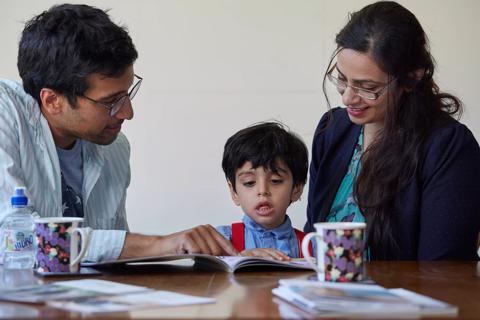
[56, 140, 84, 216]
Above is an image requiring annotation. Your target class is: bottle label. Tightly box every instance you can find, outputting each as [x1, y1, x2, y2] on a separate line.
[4, 230, 34, 252]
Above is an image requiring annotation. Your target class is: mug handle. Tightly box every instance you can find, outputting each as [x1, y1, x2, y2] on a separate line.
[70, 227, 92, 273]
[301, 232, 322, 273]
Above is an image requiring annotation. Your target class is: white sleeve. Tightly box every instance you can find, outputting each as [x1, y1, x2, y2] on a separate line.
[83, 229, 127, 262]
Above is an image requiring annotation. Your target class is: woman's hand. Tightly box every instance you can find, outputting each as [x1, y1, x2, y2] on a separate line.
[240, 248, 291, 261]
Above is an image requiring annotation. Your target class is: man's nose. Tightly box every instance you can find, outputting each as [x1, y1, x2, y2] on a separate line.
[115, 98, 134, 120]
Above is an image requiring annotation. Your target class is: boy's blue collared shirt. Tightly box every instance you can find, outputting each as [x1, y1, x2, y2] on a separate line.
[216, 214, 301, 258]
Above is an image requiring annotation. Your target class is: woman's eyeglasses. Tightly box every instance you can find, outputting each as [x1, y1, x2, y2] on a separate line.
[327, 65, 395, 100]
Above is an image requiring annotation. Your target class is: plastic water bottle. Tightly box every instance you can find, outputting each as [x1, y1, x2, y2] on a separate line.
[2, 187, 35, 269]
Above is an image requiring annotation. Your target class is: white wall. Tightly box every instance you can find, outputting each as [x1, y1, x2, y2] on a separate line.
[1, 0, 479, 235]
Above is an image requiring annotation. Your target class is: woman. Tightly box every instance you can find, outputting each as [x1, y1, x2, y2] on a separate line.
[305, 1, 480, 260]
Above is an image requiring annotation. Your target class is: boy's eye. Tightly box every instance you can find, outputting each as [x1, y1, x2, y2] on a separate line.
[243, 181, 255, 187]
[271, 179, 283, 185]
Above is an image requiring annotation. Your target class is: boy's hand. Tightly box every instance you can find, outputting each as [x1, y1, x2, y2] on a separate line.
[240, 248, 291, 261]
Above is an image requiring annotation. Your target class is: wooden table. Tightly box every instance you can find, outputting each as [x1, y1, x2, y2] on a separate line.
[0, 261, 479, 319]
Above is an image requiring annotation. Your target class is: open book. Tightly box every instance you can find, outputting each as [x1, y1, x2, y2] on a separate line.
[83, 254, 314, 273]
[273, 279, 458, 318]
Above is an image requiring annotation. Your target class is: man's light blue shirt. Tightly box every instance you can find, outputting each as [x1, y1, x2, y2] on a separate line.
[0, 79, 129, 262]
[216, 214, 301, 258]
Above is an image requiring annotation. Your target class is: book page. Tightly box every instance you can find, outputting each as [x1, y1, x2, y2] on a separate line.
[0, 279, 149, 304]
[389, 288, 458, 315]
[83, 254, 313, 272]
[55, 279, 149, 294]
[47, 290, 216, 314]
[273, 280, 458, 317]
[216, 256, 313, 271]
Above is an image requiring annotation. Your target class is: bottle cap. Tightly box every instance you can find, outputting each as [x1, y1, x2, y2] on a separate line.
[11, 187, 28, 206]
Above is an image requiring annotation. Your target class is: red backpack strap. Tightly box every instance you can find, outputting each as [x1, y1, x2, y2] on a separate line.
[231, 222, 245, 252]
[294, 228, 313, 258]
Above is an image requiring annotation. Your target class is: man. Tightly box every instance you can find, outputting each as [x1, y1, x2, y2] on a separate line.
[0, 4, 236, 262]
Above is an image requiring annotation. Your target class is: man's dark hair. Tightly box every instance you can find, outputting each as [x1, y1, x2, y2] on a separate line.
[222, 122, 308, 192]
[17, 4, 138, 106]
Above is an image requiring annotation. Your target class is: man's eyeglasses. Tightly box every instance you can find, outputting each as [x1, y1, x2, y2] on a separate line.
[81, 74, 143, 116]
[326, 65, 395, 100]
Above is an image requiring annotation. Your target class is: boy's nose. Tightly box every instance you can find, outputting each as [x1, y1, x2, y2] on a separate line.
[258, 190, 271, 196]
[257, 183, 271, 196]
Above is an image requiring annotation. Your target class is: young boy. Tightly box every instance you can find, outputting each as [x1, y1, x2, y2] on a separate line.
[217, 122, 310, 260]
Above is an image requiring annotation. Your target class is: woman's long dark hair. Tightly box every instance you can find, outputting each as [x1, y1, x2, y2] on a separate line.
[325, 1, 462, 259]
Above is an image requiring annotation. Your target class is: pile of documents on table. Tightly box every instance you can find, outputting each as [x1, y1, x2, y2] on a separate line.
[0, 279, 214, 313]
[273, 279, 457, 318]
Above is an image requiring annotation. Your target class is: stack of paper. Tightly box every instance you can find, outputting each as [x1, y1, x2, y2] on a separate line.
[0, 279, 215, 314]
[272, 279, 457, 318]
[47, 289, 216, 313]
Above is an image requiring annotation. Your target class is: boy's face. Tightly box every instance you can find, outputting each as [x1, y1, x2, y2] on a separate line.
[228, 160, 304, 230]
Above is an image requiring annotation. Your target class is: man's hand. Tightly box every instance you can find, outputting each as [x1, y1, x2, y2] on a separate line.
[162, 224, 238, 256]
[240, 248, 291, 261]
[119, 225, 238, 259]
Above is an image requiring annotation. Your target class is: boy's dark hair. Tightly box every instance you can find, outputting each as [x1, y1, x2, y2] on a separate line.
[222, 122, 308, 192]
[17, 4, 138, 106]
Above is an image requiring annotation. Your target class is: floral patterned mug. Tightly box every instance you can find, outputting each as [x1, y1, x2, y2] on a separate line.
[34, 217, 91, 273]
[302, 222, 366, 282]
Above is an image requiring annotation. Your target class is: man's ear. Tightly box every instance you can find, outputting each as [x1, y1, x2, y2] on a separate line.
[39, 88, 63, 115]
[227, 180, 241, 206]
[290, 184, 304, 203]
